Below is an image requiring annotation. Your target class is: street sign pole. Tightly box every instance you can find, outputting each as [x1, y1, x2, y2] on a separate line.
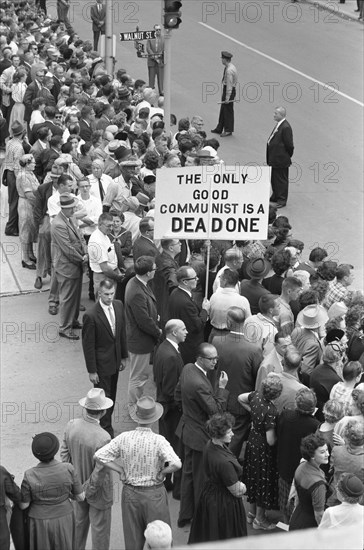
[105, 0, 113, 75]
[164, 29, 172, 137]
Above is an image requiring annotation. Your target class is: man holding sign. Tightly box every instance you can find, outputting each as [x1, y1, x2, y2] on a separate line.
[211, 51, 238, 138]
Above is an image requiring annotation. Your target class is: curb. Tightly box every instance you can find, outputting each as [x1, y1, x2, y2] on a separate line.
[302, 0, 364, 23]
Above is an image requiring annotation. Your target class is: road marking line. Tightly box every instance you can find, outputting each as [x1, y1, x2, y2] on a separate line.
[199, 22, 364, 108]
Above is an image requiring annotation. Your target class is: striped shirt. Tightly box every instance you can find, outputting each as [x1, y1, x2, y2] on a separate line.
[3, 137, 24, 175]
[95, 427, 181, 487]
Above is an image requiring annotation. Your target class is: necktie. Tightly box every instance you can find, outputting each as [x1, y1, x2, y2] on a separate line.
[98, 178, 104, 201]
[98, 3, 101, 12]
[268, 124, 278, 143]
[108, 305, 115, 335]
[222, 67, 226, 82]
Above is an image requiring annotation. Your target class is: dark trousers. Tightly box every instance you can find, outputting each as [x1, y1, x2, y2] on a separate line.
[5, 170, 19, 234]
[229, 412, 251, 459]
[215, 85, 236, 133]
[0, 116, 9, 147]
[93, 31, 104, 51]
[178, 445, 205, 522]
[95, 369, 119, 437]
[84, 235, 94, 299]
[159, 403, 182, 496]
[270, 166, 289, 205]
[148, 63, 164, 95]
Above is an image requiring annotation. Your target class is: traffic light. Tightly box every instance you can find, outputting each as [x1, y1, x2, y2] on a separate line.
[163, 0, 182, 30]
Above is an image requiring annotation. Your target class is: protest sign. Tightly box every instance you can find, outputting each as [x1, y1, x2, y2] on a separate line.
[154, 164, 271, 240]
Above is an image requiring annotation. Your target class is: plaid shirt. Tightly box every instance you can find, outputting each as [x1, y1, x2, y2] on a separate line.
[3, 137, 24, 175]
[95, 427, 180, 487]
[324, 282, 348, 309]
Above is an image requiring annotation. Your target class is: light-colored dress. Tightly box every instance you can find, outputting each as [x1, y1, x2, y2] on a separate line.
[16, 170, 39, 244]
[9, 81, 27, 129]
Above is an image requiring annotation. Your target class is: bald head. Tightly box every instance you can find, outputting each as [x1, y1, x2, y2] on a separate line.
[164, 319, 187, 344]
[226, 307, 246, 331]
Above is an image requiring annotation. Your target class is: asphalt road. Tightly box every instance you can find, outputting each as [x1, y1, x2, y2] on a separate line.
[1, 1, 363, 549]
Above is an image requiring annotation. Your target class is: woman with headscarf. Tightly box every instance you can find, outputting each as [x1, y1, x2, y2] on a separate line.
[21, 432, 84, 550]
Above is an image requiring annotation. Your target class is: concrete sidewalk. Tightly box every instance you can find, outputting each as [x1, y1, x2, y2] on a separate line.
[303, 0, 363, 21]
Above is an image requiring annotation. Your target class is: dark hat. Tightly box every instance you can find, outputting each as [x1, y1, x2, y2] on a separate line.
[11, 121, 25, 136]
[325, 328, 345, 344]
[129, 396, 163, 424]
[32, 432, 59, 461]
[143, 175, 156, 185]
[59, 193, 77, 209]
[221, 51, 233, 59]
[338, 474, 364, 499]
[246, 257, 270, 279]
[114, 146, 131, 162]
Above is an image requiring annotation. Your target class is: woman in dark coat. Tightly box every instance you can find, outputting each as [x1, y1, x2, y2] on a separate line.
[21, 432, 84, 550]
[289, 433, 329, 530]
[188, 413, 247, 544]
[238, 374, 283, 530]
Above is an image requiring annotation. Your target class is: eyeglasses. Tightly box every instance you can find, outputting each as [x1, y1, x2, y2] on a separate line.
[79, 185, 91, 189]
[201, 356, 219, 362]
[184, 276, 198, 281]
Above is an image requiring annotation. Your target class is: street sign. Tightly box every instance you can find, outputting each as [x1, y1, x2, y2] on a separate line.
[154, 165, 271, 240]
[119, 30, 156, 41]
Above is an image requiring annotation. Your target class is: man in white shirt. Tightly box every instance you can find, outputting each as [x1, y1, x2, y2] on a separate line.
[47, 174, 87, 221]
[209, 268, 251, 341]
[87, 159, 112, 203]
[88, 212, 124, 297]
[243, 294, 279, 356]
[212, 247, 243, 293]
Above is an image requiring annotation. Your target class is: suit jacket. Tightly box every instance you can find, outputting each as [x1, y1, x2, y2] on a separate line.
[91, 3, 106, 32]
[23, 80, 41, 122]
[212, 332, 263, 415]
[52, 75, 63, 101]
[82, 300, 128, 376]
[40, 147, 60, 177]
[152, 251, 179, 329]
[153, 339, 184, 403]
[33, 180, 53, 227]
[266, 119, 294, 168]
[30, 121, 63, 145]
[291, 327, 322, 376]
[168, 288, 208, 364]
[124, 276, 161, 354]
[96, 115, 111, 132]
[133, 235, 159, 262]
[146, 37, 165, 67]
[174, 363, 228, 451]
[310, 362, 342, 417]
[79, 118, 93, 142]
[51, 212, 86, 278]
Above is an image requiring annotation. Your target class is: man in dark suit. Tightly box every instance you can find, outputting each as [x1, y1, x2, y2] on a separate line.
[266, 106, 294, 208]
[79, 105, 96, 142]
[51, 193, 88, 340]
[31, 106, 63, 145]
[152, 238, 181, 330]
[124, 256, 162, 409]
[146, 24, 165, 95]
[153, 319, 186, 494]
[174, 343, 229, 527]
[168, 266, 210, 364]
[91, 0, 106, 51]
[212, 306, 263, 459]
[82, 279, 128, 436]
[23, 69, 45, 125]
[132, 217, 159, 262]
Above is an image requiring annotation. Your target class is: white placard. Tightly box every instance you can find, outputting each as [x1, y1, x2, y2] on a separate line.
[154, 164, 271, 240]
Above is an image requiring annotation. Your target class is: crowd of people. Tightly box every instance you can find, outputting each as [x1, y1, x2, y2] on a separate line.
[1, 1, 364, 550]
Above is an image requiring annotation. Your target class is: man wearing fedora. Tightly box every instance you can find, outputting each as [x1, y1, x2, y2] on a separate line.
[60, 388, 114, 550]
[291, 304, 324, 378]
[51, 192, 88, 340]
[211, 51, 238, 138]
[95, 396, 181, 550]
[104, 143, 132, 180]
[82, 278, 128, 436]
[240, 257, 271, 315]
